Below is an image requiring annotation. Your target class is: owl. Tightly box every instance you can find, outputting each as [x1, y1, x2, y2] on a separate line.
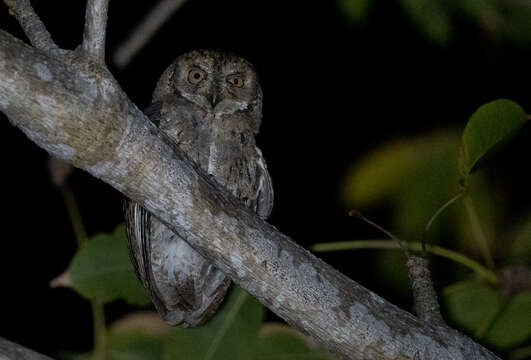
[124, 50, 273, 327]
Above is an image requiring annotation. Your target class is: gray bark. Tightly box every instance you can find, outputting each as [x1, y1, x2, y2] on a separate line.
[0, 338, 54, 360]
[0, 29, 500, 360]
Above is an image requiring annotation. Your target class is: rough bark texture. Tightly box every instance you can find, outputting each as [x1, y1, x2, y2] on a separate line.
[0, 338, 54, 360]
[0, 30, 500, 360]
[82, 0, 109, 62]
[407, 256, 446, 327]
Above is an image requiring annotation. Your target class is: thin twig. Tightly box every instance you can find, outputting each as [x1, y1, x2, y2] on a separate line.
[348, 211, 446, 325]
[3, 0, 59, 51]
[83, 0, 109, 62]
[422, 190, 465, 252]
[310, 240, 498, 284]
[349, 209, 410, 257]
[113, 0, 188, 68]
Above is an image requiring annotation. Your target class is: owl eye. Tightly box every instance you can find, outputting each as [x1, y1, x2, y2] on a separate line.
[227, 75, 245, 88]
[188, 69, 206, 84]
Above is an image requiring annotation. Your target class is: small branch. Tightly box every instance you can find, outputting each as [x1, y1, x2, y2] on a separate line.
[82, 0, 109, 62]
[349, 209, 409, 256]
[407, 256, 446, 327]
[349, 212, 449, 325]
[3, 0, 59, 51]
[113, 0, 188, 68]
[0, 337, 54, 360]
[48, 157, 73, 188]
[311, 240, 498, 284]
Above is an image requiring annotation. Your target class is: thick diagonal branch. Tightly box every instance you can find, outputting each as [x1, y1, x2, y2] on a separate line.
[0, 30, 500, 360]
[0, 338, 54, 360]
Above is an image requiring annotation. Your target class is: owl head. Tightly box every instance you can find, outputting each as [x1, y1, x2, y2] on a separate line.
[153, 50, 263, 133]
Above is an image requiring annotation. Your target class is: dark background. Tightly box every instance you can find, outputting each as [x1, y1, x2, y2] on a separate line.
[0, 0, 530, 357]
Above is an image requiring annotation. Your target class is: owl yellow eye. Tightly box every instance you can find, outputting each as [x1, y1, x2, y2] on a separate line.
[227, 75, 244, 88]
[188, 69, 206, 84]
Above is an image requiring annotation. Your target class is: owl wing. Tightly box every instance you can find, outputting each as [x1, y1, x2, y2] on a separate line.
[123, 199, 173, 313]
[255, 146, 274, 220]
[123, 198, 230, 327]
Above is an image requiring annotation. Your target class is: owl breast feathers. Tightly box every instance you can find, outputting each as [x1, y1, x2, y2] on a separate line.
[124, 50, 273, 327]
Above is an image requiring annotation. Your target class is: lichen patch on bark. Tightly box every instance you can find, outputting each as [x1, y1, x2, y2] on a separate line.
[33, 62, 53, 81]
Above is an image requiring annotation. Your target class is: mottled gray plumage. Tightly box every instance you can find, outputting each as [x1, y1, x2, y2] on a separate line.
[124, 50, 273, 327]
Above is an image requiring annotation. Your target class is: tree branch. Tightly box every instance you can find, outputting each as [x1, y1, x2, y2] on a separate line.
[0, 337, 54, 360]
[113, 0, 188, 68]
[407, 256, 446, 327]
[82, 0, 109, 62]
[3, 0, 59, 52]
[0, 30, 500, 360]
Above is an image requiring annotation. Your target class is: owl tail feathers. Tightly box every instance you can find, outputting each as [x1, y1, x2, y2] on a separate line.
[155, 276, 231, 328]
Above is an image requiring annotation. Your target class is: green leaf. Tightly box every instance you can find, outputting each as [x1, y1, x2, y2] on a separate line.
[164, 286, 264, 360]
[448, 0, 499, 28]
[484, 291, 531, 350]
[106, 312, 171, 360]
[399, 0, 453, 44]
[500, 5, 531, 45]
[342, 139, 424, 208]
[107, 331, 167, 360]
[165, 286, 336, 360]
[69, 224, 150, 305]
[460, 99, 527, 176]
[393, 134, 461, 240]
[251, 324, 333, 360]
[510, 214, 531, 261]
[337, 0, 370, 23]
[343, 131, 463, 241]
[442, 279, 501, 336]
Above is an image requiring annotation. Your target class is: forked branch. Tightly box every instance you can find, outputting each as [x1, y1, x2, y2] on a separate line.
[0, 1, 500, 359]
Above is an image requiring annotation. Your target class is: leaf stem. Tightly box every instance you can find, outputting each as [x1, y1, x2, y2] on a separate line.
[91, 300, 106, 360]
[61, 184, 88, 246]
[463, 194, 495, 269]
[59, 183, 106, 359]
[310, 240, 498, 284]
[423, 190, 465, 247]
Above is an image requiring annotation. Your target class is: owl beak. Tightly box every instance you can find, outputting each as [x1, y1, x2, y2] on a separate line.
[209, 93, 221, 108]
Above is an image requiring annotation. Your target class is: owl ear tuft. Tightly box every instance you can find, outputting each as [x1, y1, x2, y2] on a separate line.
[152, 60, 180, 101]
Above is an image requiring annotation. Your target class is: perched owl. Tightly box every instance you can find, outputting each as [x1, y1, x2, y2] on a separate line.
[124, 50, 273, 327]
